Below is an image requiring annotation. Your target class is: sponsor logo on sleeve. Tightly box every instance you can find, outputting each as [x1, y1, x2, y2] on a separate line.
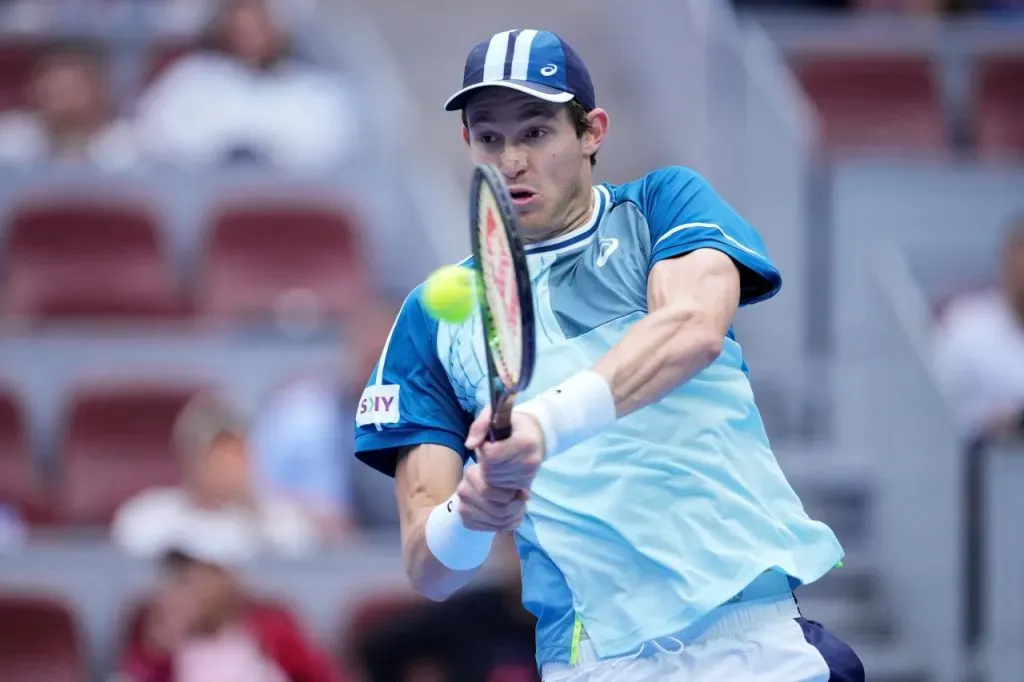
[355, 385, 401, 426]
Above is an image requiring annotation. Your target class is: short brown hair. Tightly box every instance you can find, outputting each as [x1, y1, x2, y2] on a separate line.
[172, 392, 247, 463]
[461, 98, 597, 167]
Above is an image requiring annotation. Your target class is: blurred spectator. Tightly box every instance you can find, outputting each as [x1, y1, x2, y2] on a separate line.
[111, 391, 321, 560]
[135, 0, 358, 172]
[251, 377, 356, 540]
[0, 39, 138, 169]
[934, 215, 1024, 442]
[117, 534, 346, 682]
[357, 535, 540, 682]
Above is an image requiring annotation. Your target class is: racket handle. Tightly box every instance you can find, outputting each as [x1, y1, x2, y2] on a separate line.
[490, 398, 514, 441]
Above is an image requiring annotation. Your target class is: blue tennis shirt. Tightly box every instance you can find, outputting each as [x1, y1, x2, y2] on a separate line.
[354, 166, 845, 668]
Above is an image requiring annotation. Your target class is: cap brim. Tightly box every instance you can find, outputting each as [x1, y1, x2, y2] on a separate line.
[444, 80, 575, 112]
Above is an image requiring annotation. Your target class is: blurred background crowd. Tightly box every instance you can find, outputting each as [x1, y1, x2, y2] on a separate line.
[0, 0, 1019, 681]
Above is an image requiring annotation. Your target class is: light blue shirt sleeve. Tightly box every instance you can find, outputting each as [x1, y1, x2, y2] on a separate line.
[641, 166, 782, 305]
[353, 286, 473, 477]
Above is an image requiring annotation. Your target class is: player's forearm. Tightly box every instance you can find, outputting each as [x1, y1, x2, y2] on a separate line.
[512, 307, 718, 459]
[515, 251, 738, 458]
[401, 508, 480, 601]
[395, 446, 494, 601]
[594, 299, 723, 417]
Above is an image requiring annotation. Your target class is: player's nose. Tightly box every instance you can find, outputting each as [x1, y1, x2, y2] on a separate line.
[498, 147, 528, 180]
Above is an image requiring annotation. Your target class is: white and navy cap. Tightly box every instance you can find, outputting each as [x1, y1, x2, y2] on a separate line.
[444, 29, 596, 112]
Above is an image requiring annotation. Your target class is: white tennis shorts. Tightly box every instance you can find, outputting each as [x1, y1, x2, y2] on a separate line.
[541, 595, 860, 682]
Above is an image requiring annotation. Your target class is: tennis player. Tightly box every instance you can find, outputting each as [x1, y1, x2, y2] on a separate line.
[354, 29, 864, 681]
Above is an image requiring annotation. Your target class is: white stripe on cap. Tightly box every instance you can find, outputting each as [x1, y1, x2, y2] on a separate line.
[509, 29, 538, 80]
[483, 31, 513, 82]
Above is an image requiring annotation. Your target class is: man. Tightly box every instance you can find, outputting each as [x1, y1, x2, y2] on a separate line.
[117, 534, 346, 682]
[112, 391, 320, 560]
[354, 29, 863, 681]
[0, 38, 138, 168]
[934, 214, 1024, 444]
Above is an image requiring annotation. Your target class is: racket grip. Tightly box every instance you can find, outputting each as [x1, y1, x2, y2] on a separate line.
[490, 399, 514, 441]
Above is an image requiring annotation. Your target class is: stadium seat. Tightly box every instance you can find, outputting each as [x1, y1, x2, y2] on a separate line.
[197, 201, 367, 325]
[0, 388, 51, 524]
[791, 54, 948, 154]
[975, 55, 1024, 158]
[0, 43, 43, 111]
[54, 382, 200, 525]
[1, 199, 187, 323]
[0, 592, 85, 682]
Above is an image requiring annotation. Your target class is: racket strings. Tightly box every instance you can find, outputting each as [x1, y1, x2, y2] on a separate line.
[477, 193, 523, 386]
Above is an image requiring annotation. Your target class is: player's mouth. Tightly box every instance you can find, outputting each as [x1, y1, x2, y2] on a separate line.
[508, 187, 538, 208]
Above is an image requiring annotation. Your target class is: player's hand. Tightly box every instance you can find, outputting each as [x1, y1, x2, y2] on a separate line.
[465, 406, 545, 490]
[456, 464, 527, 532]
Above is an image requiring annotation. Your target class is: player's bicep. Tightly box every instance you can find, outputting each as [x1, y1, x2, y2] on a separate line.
[644, 167, 781, 306]
[648, 248, 740, 338]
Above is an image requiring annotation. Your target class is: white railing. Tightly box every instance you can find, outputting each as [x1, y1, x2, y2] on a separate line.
[869, 241, 966, 682]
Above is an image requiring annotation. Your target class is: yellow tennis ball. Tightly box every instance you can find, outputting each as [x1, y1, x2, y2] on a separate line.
[423, 265, 475, 323]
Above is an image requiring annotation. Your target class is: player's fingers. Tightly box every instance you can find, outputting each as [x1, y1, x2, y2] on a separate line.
[479, 435, 531, 463]
[480, 483, 518, 505]
[480, 465, 531, 490]
[458, 496, 517, 532]
[496, 499, 528, 531]
[464, 406, 493, 450]
[462, 466, 516, 504]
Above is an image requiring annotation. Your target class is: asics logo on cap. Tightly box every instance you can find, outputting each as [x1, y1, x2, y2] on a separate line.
[444, 29, 596, 112]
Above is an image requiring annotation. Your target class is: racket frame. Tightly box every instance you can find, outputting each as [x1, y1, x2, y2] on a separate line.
[469, 163, 537, 442]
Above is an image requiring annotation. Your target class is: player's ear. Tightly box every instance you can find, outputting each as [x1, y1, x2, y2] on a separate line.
[582, 108, 609, 158]
[462, 126, 471, 146]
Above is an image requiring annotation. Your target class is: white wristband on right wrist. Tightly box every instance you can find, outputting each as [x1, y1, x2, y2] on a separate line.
[516, 369, 617, 457]
[424, 491, 495, 571]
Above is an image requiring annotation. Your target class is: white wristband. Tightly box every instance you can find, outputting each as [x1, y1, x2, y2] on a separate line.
[515, 369, 616, 457]
[424, 491, 495, 571]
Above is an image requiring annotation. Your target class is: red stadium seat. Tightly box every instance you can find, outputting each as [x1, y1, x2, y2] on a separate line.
[0, 592, 85, 682]
[1, 199, 187, 323]
[0, 43, 44, 111]
[975, 55, 1024, 158]
[197, 201, 368, 324]
[792, 55, 948, 154]
[0, 388, 51, 524]
[54, 381, 200, 525]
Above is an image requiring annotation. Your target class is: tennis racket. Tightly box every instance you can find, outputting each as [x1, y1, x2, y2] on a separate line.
[469, 163, 537, 442]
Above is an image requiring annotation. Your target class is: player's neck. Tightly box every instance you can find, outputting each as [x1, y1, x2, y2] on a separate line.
[524, 187, 594, 244]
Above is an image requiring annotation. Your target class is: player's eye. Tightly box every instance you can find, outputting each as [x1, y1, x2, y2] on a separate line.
[524, 127, 548, 140]
[476, 132, 501, 146]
